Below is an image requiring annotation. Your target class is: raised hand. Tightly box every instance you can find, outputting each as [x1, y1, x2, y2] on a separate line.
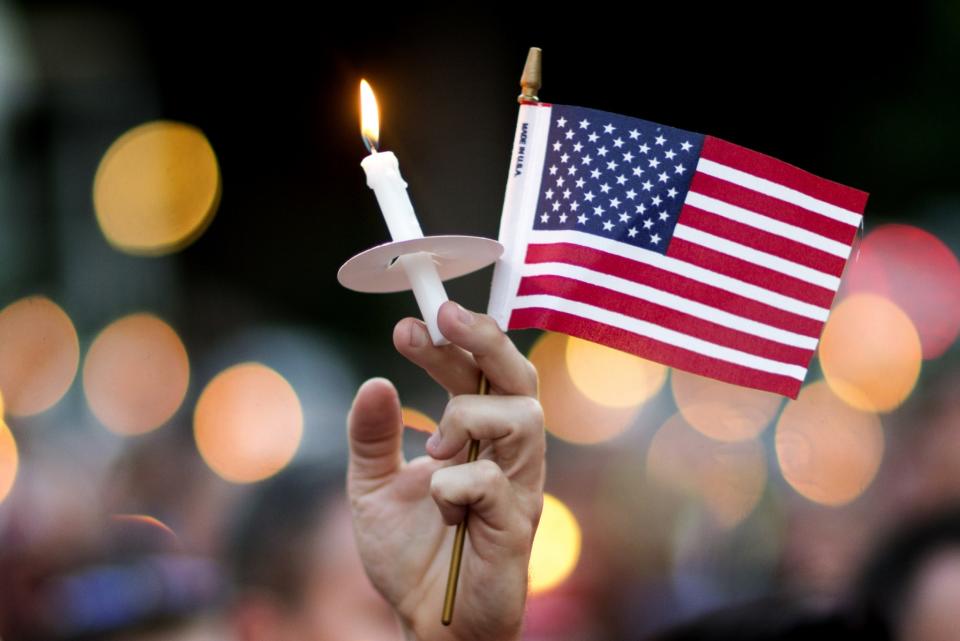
[347, 301, 545, 641]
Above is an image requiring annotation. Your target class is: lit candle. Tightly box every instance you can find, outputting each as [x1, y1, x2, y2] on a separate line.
[359, 79, 449, 345]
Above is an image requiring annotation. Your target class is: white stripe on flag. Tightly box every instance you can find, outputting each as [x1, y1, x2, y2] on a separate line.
[696, 157, 863, 227]
[512, 294, 808, 380]
[672, 225, 842, 291]
[520, 261, 819, 349]
[527, 229, 831, 321]
[685, 191, 853, 258]
[488, 104, 554, 328]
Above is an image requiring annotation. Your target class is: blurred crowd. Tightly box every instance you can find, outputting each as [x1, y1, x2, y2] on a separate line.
[1, 364, 960, 641]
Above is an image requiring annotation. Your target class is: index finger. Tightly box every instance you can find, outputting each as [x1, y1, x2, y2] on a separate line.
[435, 301, 538, 397]
[393, 302, 537, 397]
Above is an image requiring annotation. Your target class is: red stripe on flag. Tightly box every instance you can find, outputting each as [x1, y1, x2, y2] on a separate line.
[516, 274, 814, 366]
[677, 205, 847, 277]
[508, 307, 803, 398]
[689, 172, 859, 244]
[667, 238, 837, 308]
[700, 136, 869, 213]
[525, 243, 825, 338]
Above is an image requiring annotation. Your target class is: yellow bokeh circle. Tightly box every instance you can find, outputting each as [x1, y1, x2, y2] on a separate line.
[0, 420, 18, 504]
[528, 493, 582, 594]
[565, 337, 667, 408]
[194, 363, 303, 484]
[528, 333, 639, 444]
[819, 293, 921, 412]
[94, 121, 221, 255]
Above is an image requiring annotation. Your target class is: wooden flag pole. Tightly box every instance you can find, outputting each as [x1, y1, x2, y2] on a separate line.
[441, 372, 488, 625]
[441, 46, 543, 627]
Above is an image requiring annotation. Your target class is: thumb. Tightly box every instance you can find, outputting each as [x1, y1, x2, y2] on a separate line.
[347, 378, 404, 492]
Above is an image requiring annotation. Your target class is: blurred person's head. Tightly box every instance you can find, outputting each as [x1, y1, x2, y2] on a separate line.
[0, 528, 225, 641]
[104, 427, 242, 558]
[852, 506, 960, 641]
[0, 433, 228, 641]
[227, 462, 401, 641]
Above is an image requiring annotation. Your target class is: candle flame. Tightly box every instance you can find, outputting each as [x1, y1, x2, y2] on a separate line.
[360, 79, 380, 152]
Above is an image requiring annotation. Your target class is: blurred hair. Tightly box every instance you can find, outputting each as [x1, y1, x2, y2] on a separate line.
[849, 505, 960, 641]
[226, 462, 345, 605]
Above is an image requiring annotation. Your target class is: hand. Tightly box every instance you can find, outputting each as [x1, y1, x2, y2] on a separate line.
[347, 301, 545, 641]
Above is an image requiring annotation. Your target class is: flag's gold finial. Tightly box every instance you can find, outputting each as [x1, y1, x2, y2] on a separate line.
[519, 47, 542, 103]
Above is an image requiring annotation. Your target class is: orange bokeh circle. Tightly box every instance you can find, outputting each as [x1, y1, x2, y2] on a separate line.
[0, 296, 79, 416]
[83, 313, 190, 435]
[775, 381, 884, 506]
[194, 363, 303, 483]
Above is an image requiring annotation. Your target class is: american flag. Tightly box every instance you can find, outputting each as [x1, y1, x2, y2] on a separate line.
[488, 103, 867, 398]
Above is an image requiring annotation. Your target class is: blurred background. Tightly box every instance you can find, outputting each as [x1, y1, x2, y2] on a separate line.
[1, 1, 959, 640]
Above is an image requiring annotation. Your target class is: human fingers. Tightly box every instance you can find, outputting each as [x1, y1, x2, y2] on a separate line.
[429, 460, 534, 555]
[393, 302, 538, 397]
[392, 317, 480, 395]
[347, 378, 404, 494]
[426, 394, 544, 489]
[436, 302, 538, 397]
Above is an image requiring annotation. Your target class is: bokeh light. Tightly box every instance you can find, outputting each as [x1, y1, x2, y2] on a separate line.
[93, 121, 221, 255]
[83, 313, 190, 435]
[401, 407, 437, 433]
[529, 493, 582, 594]
[671, 369, 783, 442]
[0, 420, 17, 504]
[528, 333, 640, 444]
[844, 224, 960, 359]
[194, 363, 303, 484]
[647, 413, 767, 528]
[775, 380, 884, 506]
[200, 325, 359, 463]
[565, 337, 668, 408]
[819, 293, 922, 412]
[0, 296, 79, 417]
[110, 513, 180, 543]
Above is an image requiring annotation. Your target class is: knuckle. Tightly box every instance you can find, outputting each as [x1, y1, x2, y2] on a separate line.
[516, 520, 535, 547]
[473, 459, 504, 487]
[525, 360, 540, 395]
[429, 469, 447, 498]
[484, 321, 511, 354]
[521, 396, 544, 427]
[441, 396, 467, 430]
[512, 396, 544, 438]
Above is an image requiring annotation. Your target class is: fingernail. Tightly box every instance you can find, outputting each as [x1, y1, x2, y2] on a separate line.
[426, 429, 442, 450]
[409, 321, 429, 347]
[456, 304, 475, 325]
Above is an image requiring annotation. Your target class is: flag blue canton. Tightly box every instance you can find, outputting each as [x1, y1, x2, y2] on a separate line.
[533, 105, 705, 254]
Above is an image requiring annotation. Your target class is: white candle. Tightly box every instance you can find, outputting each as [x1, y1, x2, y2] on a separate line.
[360, 150, 450, 345]
[359, 80, 450, 346]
